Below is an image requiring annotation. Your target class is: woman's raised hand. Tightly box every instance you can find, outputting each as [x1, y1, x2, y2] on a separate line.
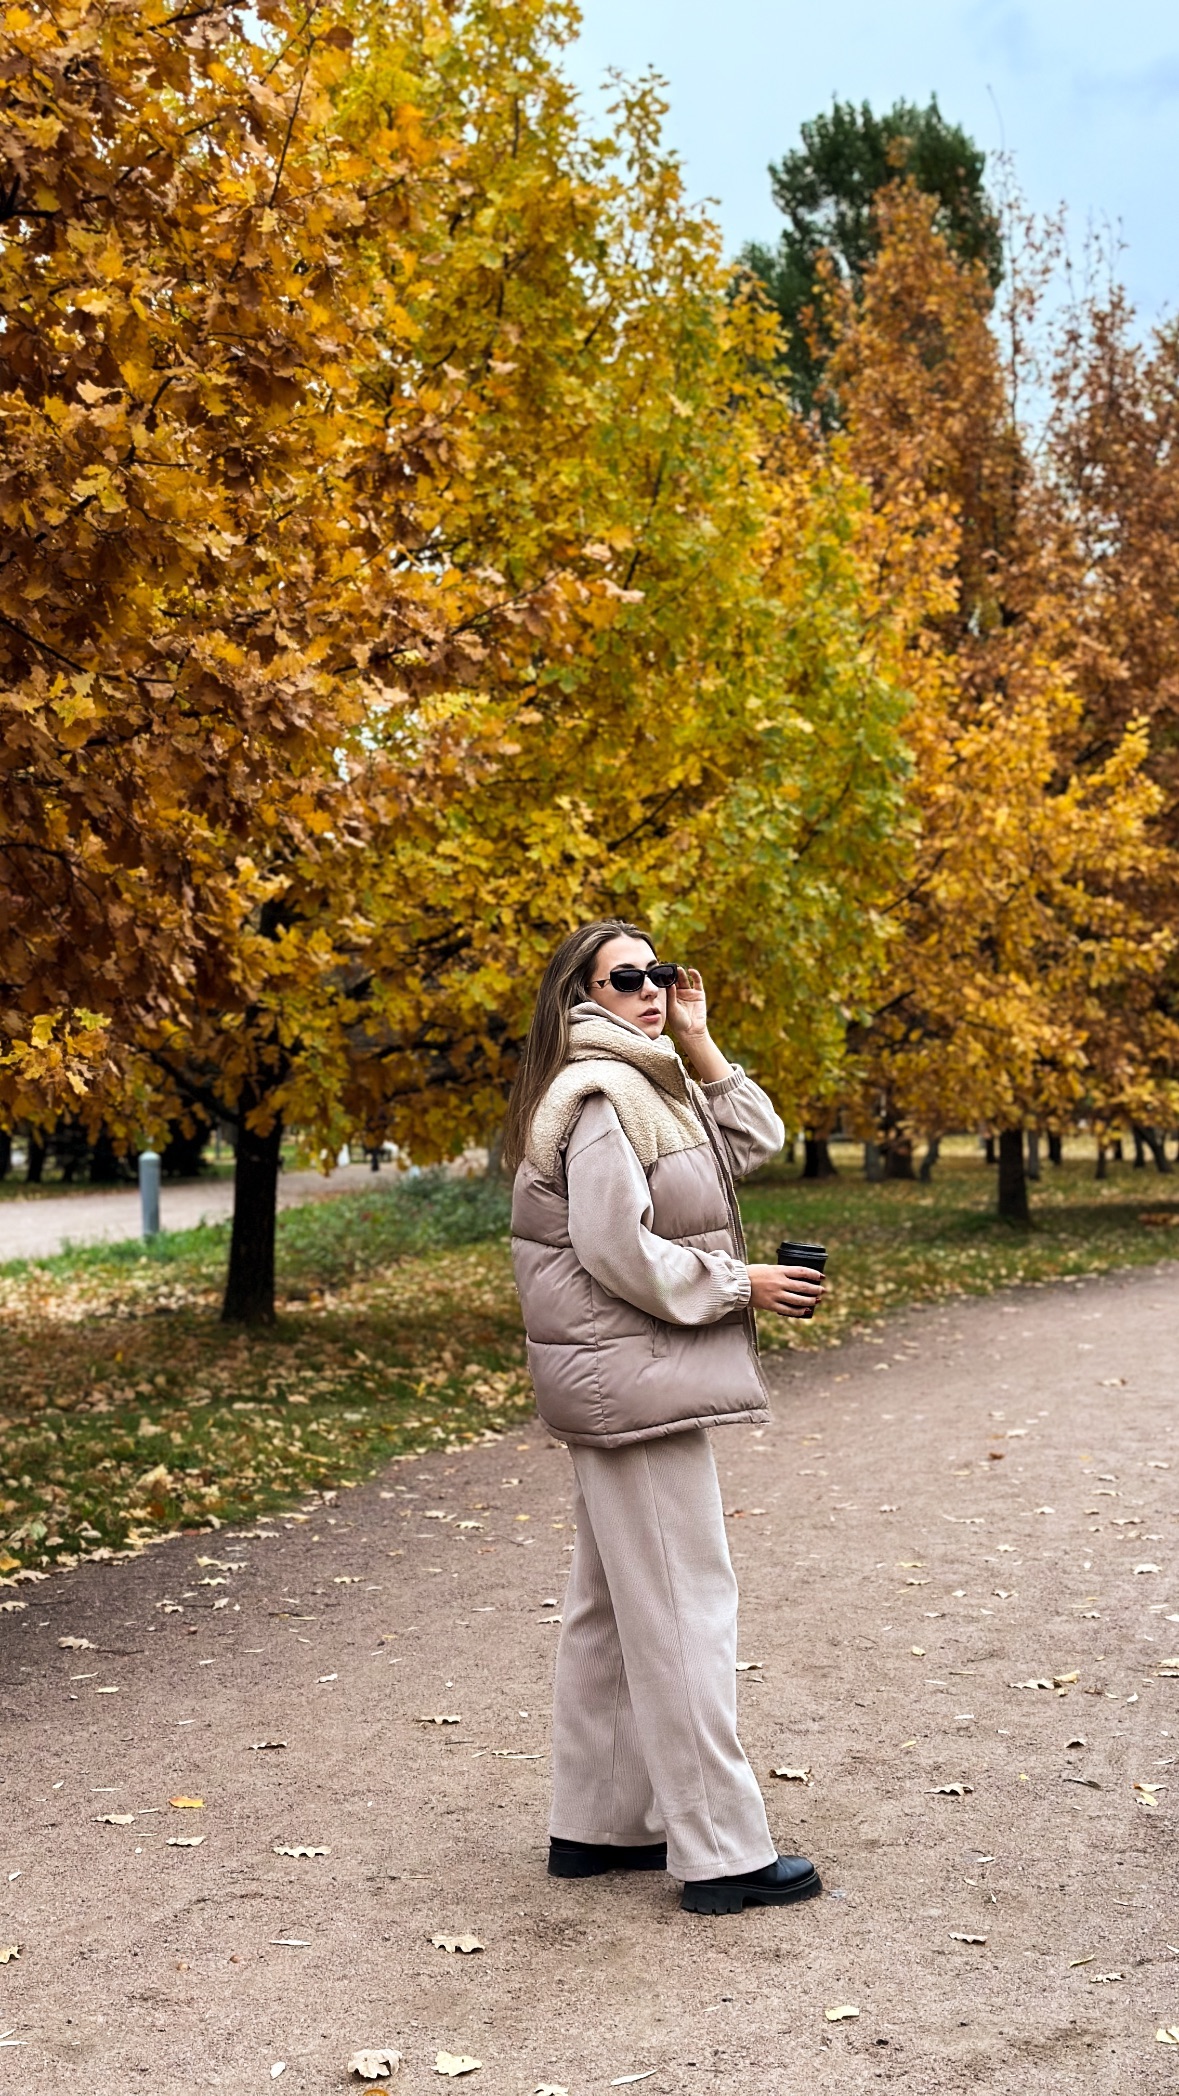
[666, 965, 708, 1045]
[747, 1263, 825, 1318]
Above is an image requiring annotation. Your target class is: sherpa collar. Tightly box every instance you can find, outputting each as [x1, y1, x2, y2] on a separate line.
[565, 1001, 695, 1101]
[525, 1002, 705, 1177]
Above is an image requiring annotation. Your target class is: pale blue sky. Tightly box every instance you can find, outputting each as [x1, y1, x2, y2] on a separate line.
[567, 1, 1178, 324]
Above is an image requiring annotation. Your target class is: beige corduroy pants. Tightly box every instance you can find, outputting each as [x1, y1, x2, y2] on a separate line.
[549, 1427, 777, 1882]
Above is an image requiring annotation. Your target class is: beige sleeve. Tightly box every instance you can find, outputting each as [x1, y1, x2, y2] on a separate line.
[563, 1094, 751, 1326]
[693, 1064, 785, 1180]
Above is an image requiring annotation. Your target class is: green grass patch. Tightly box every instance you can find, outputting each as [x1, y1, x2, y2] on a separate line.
[1, 1150, 1176, 1578]
[742, 1140, 1179, 1348]
[0, 1173, 522, 1576]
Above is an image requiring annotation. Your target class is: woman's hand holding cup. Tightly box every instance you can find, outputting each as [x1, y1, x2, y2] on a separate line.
[747, 1263, 825, 1318]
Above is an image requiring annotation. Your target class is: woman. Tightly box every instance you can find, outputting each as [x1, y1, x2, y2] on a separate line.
[505, 919, 825, 1916]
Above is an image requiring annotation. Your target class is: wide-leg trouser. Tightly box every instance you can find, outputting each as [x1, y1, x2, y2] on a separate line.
[548, 1427, 776, 1882]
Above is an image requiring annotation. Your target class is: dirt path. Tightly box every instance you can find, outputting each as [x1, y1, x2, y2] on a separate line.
[0, 1163, 382, 1264]
[1, 1263, 1177, 2094]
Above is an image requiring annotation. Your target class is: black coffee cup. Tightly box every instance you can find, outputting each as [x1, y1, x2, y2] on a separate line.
[777, 1240, 827, 1320]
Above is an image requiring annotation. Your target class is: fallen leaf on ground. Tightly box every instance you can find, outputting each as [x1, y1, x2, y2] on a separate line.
[1157, 2026, 1179, 2044]
[949, 1932, 987, 1944]
[431, 1934, 484, 1954]
[58, 1636, 93, 1650]
[418, 1715, 462, 1725]
[0, 1946, 20, 1964]
[166, 1836, 204, 1847]
[317, 1674, 338, 1683]
[1069, 1956, 1096, 1968]
[274, 1845, 329, 1858]
[910, 1647, 925, 1657]
[735, 1660, 763, 1671]
[771, 1766, 812, 1784]
[169, 1797, 204, 1809]
[1135, 1564, 1162, 1576]
[1065, 1737, 1087, 1749]
[1090, 1972, 1123, 1984]
[97, 1813, 135, 1826]
[249, 1741, 288, 1751]
[434, 2054, 481, 2078]
[348, 2048, 403, 2079]
[1133, 1783, 1161, 1810]
[1011, 1678, 1053, 1691]
[1062, 1776, 1102, 1789]
[824, 2005, 859, 2022]
[270, 1937, 310, 1947]
[0, 1601, 26, 1614]
[609, 2077, 656, 2088]
[271, 2066, 286, 2080]
[928, 1783, 973, 1797]
[1100, 1377, 1127, 1388]
[533, 2087, 569, 2095]
[94, 1685, 119, 1694]
[1054, 1672, 1080, 1687]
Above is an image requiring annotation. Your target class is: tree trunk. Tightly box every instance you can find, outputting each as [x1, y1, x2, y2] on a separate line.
[918, 1136, 940, 1182]
[983, 1134, 996, 1165]
[863, 1141, 884, 1181]
[1132, 1125, 1147, 1169]
[221, 1096, 282, 1325]
[1025, 1129, 1041, 1181]
[1110, 1136, 1124, 1162]
[0, 1131, 10, 1180]
[801, 1136, 837, 1179]
[1141, 1126, 1172, 1175]
[89, 1127, 122, 1184]
[997, 1127, 1030, 1223]
[1047, 1132, 1062, 1166]
[883, 1135, 916, 1180]
[26, 1134, 45, 1184]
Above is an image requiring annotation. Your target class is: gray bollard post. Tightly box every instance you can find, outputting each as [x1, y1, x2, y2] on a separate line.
[139, 1147, 161, 1240]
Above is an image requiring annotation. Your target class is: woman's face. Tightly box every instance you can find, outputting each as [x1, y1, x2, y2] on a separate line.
[584, 934, 666, 1039]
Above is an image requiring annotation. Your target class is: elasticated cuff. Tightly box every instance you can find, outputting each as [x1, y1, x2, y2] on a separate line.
[699, 1062, 745, 1098]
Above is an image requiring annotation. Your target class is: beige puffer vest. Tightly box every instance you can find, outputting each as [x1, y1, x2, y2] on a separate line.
[511, 1009, 782, 1447]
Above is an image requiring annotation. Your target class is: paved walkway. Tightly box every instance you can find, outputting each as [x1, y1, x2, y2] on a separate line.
[0, 1163, 385, 1263]
[2, 1263, 1177, 2093]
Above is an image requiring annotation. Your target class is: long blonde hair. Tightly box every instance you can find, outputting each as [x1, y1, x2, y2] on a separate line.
[501, 919, 654, 1172]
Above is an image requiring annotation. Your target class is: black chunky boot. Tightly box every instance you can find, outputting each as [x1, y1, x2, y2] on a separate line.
[548, 1836, 668, 1878]
[680, 1852, 822, 1914]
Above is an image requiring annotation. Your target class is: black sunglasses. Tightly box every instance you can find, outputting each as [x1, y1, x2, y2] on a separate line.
[592, 962, 679, 994]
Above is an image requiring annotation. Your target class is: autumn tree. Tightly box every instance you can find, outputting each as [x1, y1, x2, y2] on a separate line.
[1047, 295, 1179, 1162]
[2, 0, 932, 1317]
[824, 187, 1177, 1218]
